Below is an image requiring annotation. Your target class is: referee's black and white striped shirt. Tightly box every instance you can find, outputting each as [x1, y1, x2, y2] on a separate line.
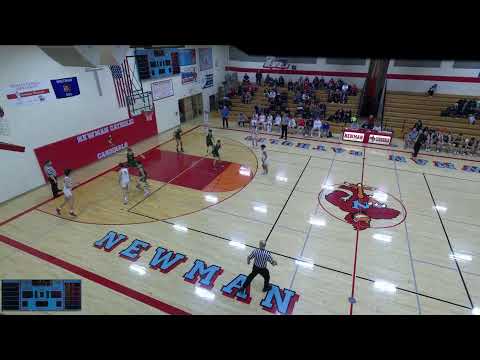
[248, 248, 274, 268]
[43, 164, 56, 178]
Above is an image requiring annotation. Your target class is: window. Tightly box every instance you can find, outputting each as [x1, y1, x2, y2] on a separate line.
[394, 60, 441, 68]
[453, 61, 480, 69]
[326, 58, 366, 66]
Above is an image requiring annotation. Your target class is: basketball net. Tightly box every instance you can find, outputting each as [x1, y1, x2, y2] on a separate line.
[143, 110, 153, 122]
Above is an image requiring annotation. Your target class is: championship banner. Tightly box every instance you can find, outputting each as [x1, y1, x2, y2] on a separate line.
[4, 80, 54, 106]
[181, 66, 197, 84]
[50, 77, 80, 99]
[199, 48, 213, 71]
[263, 56, 290, 69]
[202, 74, 213, 89]
[34, 112, 158, 180]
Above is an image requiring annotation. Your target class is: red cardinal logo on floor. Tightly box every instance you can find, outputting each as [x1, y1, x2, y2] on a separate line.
[321, 182, 403, 231]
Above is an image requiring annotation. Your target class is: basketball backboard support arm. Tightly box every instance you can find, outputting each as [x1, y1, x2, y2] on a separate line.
[124, 55, 154, 116]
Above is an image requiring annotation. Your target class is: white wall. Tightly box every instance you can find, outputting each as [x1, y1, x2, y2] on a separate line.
[386, 60, 480, 95]
[0, 45, 128, 203]
[227, 56, 370, 88]
[140, 45, 228, 133]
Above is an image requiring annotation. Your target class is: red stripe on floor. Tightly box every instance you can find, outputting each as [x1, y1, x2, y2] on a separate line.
[171, 158, 231, 190]
[129, 149, 203, 183]
[0, 234, 191, 315]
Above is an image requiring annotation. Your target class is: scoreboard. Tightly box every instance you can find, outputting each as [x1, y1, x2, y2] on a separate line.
[134, 48, 181, 80]
[1, 280, 81, 311]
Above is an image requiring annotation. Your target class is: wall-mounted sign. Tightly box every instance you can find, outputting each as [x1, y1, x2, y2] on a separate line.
[181, 66, 197, 84]
[151, 79, 174, 101]
[5, 80, 54, 106]
[50, 77, 80, 99]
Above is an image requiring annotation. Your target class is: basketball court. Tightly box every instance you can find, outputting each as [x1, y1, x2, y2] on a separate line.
[1, 116, 479, 315]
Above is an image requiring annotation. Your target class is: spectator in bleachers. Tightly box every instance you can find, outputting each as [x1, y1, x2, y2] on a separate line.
[427, 84, 438, 96]
[243, 73, 250, 84]
[361, 115, 375, 130]
[347, 84, 357, 96]
[265, 74, 273, 86]
[321, 121, 331, 138]
[287, 80, 294, 92]
[412, 129, 427, 160]
[327, 78, 336, 90]
[341, 83, 349, 94]
[278, 76, 285, 87]
[404, 127, 419, 149]
[350, 114, 359, 128]
[414, 120, 423, 131]
[312, 77, 320, 90]
[340, 90, 348, 104]
[469, 113, 476, 125]
[256, 71, 262, 86]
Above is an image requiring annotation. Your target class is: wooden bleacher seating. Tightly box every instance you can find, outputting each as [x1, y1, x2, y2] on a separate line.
[383, 91, 480, 138]
[227, 85, 360, 134]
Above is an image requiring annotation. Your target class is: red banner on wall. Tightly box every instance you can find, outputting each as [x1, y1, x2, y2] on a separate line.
[34, 112, 158, 180]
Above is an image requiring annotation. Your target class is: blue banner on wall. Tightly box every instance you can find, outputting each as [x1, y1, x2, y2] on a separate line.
[178, 49, 196, 66]
[202, 74, 213, 88]
[50, 77, 80, 98]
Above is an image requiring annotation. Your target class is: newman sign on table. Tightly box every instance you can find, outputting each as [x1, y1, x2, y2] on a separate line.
[342, 128, 393, 146]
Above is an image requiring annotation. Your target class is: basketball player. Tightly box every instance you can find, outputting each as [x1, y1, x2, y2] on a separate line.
[174, 126, 184, 152]
[126, 148, 137, 168]
[56, 169, 77, 217]
[118, 163, 130, 205]
[135, 161, 150, 196]
[261, 144, 268, 175]
[250, 121, 258, 148]
[212, 139, 222, 168]
[206, 129, 214, 155]
[266, 114, 273, 133]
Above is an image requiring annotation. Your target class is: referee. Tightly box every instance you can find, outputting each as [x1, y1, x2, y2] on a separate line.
[239, 240, 277, 293]
[43, 160, 60, 199]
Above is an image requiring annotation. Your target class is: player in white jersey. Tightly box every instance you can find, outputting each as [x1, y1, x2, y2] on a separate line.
[118, 163, 130, 205]
[251, 122, 258, 148]
[312, 118, 322, 137]
[258, 113, 266, 131]
[56, 168, 77, 217]
[266, 114, 273, 133]
[260, 144, 269, 175]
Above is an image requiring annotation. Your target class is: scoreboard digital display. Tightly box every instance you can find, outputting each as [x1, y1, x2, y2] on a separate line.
[134, 48, 181, 80]
[1, 280, 81, 311]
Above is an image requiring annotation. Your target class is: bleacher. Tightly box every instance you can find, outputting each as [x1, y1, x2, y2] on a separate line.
[383, 91, 480, 138]
[228, 85, 361, 134]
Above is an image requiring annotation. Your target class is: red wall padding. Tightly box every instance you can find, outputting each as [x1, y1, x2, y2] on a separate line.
[34, 112, 158, 180]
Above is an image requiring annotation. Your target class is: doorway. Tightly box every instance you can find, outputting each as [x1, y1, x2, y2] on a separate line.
[178, 94, 204, 123]
[209, 94, 216, 112]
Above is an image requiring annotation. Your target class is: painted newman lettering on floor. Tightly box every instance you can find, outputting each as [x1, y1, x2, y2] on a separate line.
[93, 231, 300, 314]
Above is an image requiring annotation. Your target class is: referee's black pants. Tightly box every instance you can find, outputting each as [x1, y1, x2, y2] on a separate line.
[280, 125, 288, 140]
[49, 177, 60, 198]
[222, 117, 229, 128]
[243, 265, 270, 291]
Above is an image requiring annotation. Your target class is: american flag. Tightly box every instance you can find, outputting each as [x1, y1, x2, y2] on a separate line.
[110, 58, 133, 108]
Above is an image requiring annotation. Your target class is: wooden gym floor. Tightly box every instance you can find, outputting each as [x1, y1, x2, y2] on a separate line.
[1, 117, 480, 315]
